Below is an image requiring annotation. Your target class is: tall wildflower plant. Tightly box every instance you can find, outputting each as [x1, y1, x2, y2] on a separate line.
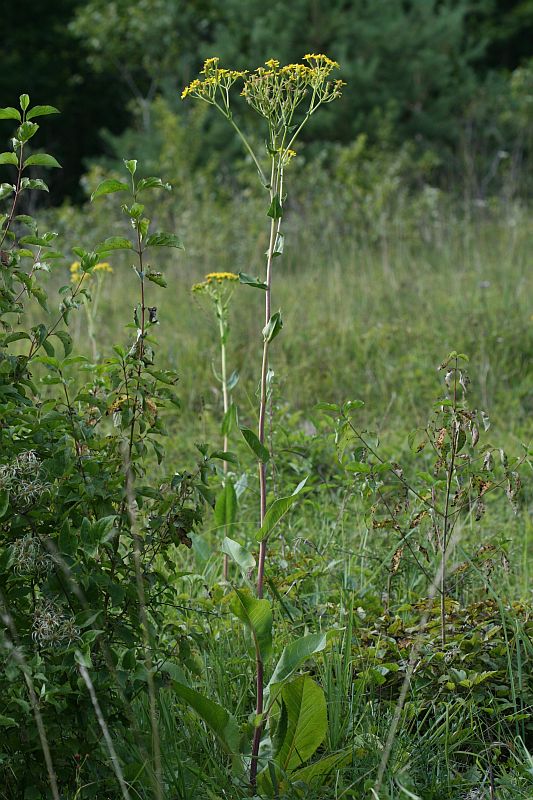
[193, 271, 240, 579]
[183, 55, 344, 788]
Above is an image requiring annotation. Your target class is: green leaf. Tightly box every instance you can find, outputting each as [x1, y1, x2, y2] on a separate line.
[221, 537, 256, 572]
[124, 159, 137, 175]
[210, 450, 238, 464]
[214, 479, 237, 531]
[0, 153, 18, 166]
[256, 478, 308, 542]
[0, 715, 18, 728]
[91, 179, 129, 201]
[230, 587, 272, 662]
[147, 272, 167, 288]
[316, 402, 340, 415]
[96, 237, 133, 252]
[26, 105, 60, 119]
[20, 178, 49, 192]
[53, 331, 73, 357]
[0, 183, 13, 200]
[267, 633, 327, 695]
[273, 676, 327, 772]
[23, 154, 61, 169]
[137, 176, 171, 192]
[172, 681, 239, 754]
[267, 194, 283, 219]
[241, 427, 270, 463]
[0, 490, 9, 519]
[19, 94, 30, 111]
[290, 750, 352, 788]
[145, 232, 183, 249]
[238, 272, 267, 290]
[263, 311, 283, 343]
[17, 122, 39, 143]
[221, 403, 238, 436]
[272, 232, 284, 257]
[0, 107, 21, 121]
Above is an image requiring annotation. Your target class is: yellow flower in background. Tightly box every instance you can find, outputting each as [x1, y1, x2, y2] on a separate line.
[206, 271, 239, 283]
[70, 261, 112, 284]
[193, 272, 239, 293]
[94, 261, 112, 274]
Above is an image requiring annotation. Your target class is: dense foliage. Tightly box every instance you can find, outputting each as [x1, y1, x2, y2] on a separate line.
[1, 0, 532, 199]
[0, 9, 532, 800]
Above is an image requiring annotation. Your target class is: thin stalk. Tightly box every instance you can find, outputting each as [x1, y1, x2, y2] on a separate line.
[440, 361, 459, 645]
[0, 133, 24, 252]
[219, 308, 230, 580]
[250, 155, 282, 788]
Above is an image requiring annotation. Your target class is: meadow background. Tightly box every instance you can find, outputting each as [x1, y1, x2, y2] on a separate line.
[1, 1, 532, 798]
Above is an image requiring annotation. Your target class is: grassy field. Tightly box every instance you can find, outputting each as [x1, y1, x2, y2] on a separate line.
[35, 200, 531, 798]
[3, 133, 531, 797]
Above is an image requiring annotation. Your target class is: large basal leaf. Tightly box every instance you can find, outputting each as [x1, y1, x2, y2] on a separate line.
[288, 749, 351, 789]
[273, 676, 327, 774]
[172, 681, 239, 754]
[221, 537, 255, 572]
[214, 478, 237, 532]
[256, 478, 308, 542]
[230, 587, 272, 663]
[266, 632, 327, 699]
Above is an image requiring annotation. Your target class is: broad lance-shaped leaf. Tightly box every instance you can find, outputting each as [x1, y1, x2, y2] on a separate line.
[137, 176, 171, 192]
[221, 537, 256, 572]
[273, 676, 327, 773]
[145, 232, 183, 249]
[91, 179, 129, 201]
[23, 154, 61, 169]
[241, 427, 270, 463]
[221, 403, 238, 436]
[230, 587, 272, 662]
[0, 152, 18, 166]
[256, 477, 308, 542]
[263, 311, 283, 343]
[266, 632, 327, 701]
[288, 750, 352, 789]
[238, 272, 267, 291]
[172, 681, 239, 754]
[0, 107, 21, 121]
[26, 105, 60, 119]
[95, 237, 133, 253]
[214, 479, 237, 532]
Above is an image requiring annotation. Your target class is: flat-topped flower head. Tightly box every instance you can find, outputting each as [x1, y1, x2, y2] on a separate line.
[192, 271, 239, 294]
[206, 271, 239, 283]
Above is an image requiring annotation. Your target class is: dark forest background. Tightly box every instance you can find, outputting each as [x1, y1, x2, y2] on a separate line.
[2, 0, 532, 201]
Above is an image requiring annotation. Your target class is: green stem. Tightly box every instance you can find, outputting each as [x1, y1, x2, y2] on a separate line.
[218, 309, 230, 580]
[250, 155, 283, 788]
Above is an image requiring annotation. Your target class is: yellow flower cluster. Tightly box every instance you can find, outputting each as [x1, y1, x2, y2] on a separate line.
[206, 271, 239, 282]
[240, 54, 344, 127]
[181, 58, 247, 101]
[70, 261, 112, 284]
[192, 271, 239, 293]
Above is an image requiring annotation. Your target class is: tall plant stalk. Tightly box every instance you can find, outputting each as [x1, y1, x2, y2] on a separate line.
[257, 156, 282, 598]
[182, 55, 344, 788]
